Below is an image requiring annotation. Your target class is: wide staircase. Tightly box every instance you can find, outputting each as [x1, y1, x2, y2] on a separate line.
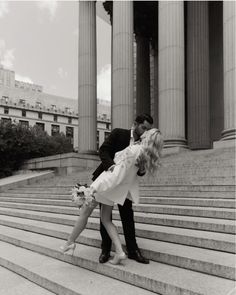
[0, 147, 235, 295]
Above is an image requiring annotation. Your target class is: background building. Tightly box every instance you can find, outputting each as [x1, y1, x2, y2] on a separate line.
[0, 67, 111, 150]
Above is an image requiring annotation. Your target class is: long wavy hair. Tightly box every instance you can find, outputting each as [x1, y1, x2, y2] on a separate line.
[136, 128, 164, 175]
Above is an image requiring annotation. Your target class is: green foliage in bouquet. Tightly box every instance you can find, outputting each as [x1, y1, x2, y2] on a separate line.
[0, 120, 73, 178]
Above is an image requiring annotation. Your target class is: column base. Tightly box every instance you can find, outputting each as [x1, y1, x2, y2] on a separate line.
[213, 138, 236, 149]
[221, 129, 236, 140]
[213, 129, 236, 149]
[164, 139, 188, 148]
[187, 143, 212, 150]
[163, 139, 188, 156]
[163, 146, 189, 157]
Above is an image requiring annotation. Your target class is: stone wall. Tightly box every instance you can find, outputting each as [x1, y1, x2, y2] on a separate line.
[22, 152, 100, 176]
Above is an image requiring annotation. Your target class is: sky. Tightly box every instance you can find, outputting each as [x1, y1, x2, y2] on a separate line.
[0, 0, 111, 101]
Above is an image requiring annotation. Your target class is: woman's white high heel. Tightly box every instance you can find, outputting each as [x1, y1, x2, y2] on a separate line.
[60, 242, 76, 255]
[109, 252, 127, 265]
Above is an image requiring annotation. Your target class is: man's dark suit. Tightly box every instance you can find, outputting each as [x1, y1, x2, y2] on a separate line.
[92, 128, 142, 254]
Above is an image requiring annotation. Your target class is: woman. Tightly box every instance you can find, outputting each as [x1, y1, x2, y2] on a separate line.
[60, 128, 163, 264]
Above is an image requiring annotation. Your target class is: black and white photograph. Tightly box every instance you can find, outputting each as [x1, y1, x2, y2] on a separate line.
[0, 0, 235, 294]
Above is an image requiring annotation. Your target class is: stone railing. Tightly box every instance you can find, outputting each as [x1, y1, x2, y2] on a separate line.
[0, 98, 78, 117]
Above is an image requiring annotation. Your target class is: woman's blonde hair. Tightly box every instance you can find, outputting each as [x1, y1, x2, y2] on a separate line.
[137, 128, 164, 175]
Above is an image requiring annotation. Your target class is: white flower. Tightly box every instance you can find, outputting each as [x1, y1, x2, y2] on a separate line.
[71, 184, 95, 209]
[77, 185, 87, 193]
[83, 187, 93, 197]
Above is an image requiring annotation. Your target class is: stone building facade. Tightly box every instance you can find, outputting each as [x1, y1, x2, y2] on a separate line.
[79, 1, 235, 153]
[0, 67, 111, 150]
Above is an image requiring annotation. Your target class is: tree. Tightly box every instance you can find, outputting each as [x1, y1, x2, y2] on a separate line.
[0, 121, 73, 178]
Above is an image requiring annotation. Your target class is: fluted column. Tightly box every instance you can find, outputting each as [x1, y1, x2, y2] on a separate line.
[222, 1, 236, 140]
[112, 1, 134, 129]
[209, 2, 224, 142]
[78, 1, 97, 153]
[187, 1, 211, 149]
[152, 38, 159, 128]
[158, 1, 186, 147]
[136, 35, 150, 115]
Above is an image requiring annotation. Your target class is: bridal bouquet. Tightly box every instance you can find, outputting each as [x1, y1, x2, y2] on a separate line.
[71, 184, 96, 209]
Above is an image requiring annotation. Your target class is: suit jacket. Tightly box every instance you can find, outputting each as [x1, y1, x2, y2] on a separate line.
[92, 128, 130, 181]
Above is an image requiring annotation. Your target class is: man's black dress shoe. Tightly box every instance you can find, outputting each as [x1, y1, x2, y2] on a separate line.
[99, 251, 110, 263]
[128, 249, 149, 264]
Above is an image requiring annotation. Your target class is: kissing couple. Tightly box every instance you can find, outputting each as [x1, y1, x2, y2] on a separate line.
[60, 114, 163, 265]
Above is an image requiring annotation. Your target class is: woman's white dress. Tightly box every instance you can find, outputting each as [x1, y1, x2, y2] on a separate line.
[91, 143, 143, 206]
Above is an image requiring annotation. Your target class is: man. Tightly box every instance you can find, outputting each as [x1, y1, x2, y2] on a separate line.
[92, 113, 153, 264]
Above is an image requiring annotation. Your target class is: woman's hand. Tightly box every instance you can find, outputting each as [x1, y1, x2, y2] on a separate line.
[136, 153, 146, 174]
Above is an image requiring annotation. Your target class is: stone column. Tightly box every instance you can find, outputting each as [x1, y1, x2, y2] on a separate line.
[151, 38, 159, 128]
[222, 1, 236, 140]
[135, 34, 151, 116]
[158, 1, 186, 147]
[78, 1, 97, 153]
[187, 1, 211, 149]
[112, 1, 134, 129]
[209, 2, 224, 142]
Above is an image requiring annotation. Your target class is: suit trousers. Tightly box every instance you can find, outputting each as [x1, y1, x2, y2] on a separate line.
[100, 198, 138, 254]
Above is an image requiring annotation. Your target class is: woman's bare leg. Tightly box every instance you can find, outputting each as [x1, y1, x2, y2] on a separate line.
[68, 201, 97, 244]
[100, 204, 124, 255]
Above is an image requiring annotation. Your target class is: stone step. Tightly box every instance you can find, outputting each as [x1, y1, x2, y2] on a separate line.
[1, 191, 235, 201]
[20, 183, 235, 192]
[125, 204, 235, 219]
[161, 158, 234, 165]
[159, 163, 234, 170]
[0, 221, 235, 280]
[0, 214, 234, 254]
[156, 169, 234, 178]
[139, 198, 235, 207]
[0, 201, 234, 220]
[0, 266, 55, 295]
[0, 228, 234, 295]
[139, 176, 235, 185]
[162, 157, 234, 165]
[5, 189, 72, 195]
[0, 171, 55, 193]
[0, 241, 155, 295]
[140, 185, 235, 192]
[0, 195, 234, 208]
[140, 191, 235, 199]
[42, 171, 232, 186]
[27, 174, 236, 185]
[161, 149, 234, 160]
[0, 207, 234, 234]
[4, 189, 235, 199]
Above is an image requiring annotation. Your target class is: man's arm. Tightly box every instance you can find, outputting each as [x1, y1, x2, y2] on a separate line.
[99, 129, 118, 171]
